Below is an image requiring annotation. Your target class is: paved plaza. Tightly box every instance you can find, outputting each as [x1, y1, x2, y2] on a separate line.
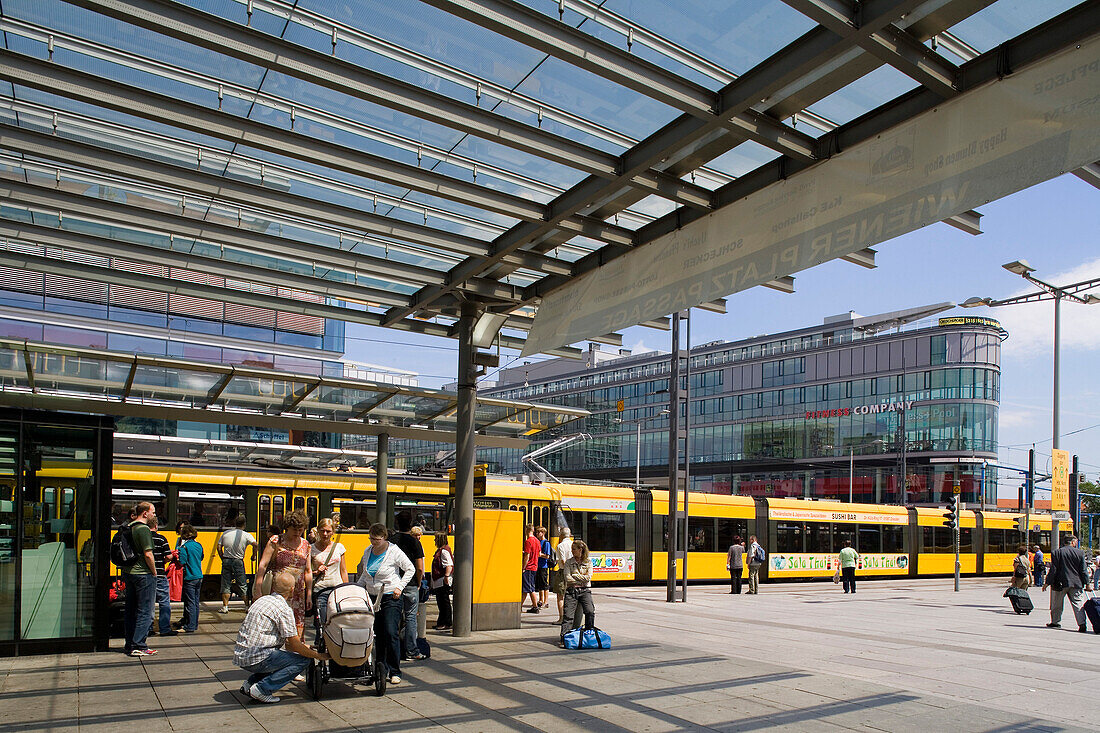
[1, 577, 1097, 732]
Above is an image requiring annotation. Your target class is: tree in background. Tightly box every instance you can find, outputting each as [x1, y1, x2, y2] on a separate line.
[1080, 480, 1100, 552]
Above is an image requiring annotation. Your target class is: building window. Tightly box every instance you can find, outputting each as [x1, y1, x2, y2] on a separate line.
[931, 335, 947, 365]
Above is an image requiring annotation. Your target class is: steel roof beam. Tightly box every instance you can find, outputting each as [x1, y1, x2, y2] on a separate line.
[781, 0, 958, 97]
[422, 0, 818, 161]
[0, 219, 417, 308]
[0, 49, 634, 247]
[0, 122, 566, 275]
[0, 176, 530, 304]
[62, 0, 715, 210]
[943, 209, 983, 236]
[1072, 162, 1100, 189]
[526, 0, 1090, 305]
[0, 246, 543, 351]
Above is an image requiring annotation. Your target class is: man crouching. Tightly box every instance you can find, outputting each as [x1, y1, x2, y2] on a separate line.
[234, 571, 329, 703]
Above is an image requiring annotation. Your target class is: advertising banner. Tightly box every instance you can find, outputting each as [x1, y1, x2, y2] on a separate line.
[590, 552, 634, 579]
[524, 36, 1100, 356]
[769, 553, 909, 575]
[1051, 448, 1070, 512]
[769, 507, 908, 524]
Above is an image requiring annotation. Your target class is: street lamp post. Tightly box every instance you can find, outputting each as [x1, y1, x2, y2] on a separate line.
[963, 260, 1100, 544]
[825, 440, 885, 503]
[618, 408, 670, 489]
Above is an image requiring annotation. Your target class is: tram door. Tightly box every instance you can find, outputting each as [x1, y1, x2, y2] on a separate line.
[256, 490, 286, 548]
[290, 490, 320, 531]
[530, 501, 551, 534]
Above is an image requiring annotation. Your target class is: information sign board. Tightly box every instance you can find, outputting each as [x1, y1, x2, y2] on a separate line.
[1051, 449, 1070, 512]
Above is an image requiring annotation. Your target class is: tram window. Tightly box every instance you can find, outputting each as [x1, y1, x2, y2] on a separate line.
[960, 528, 973, 554]
[306, 497, 318, 528]
[1007, 529, 1025, 551]
[331, 499, 375, 531]
[834, 523, 856, 552]
[775, 522, 802, 553]
[857, 525, 882, 553]
[653, 515, 666, 553]
[1037, 531, 1051, 554]
[561, 510, 580, 540]
[259, 495, 271, 528]
[587, 513, 626, 551]
[923, 527, 954, 553]
[716, 519, 748, 549]
[293, 496, 305, 512]
[413, 506, 446, 533]
[805, 523, 831, 553]
[987, 528, 1006, 554]
[687, 517, 714, 552]
[272, 496, 285, 528]
[177, 493, 246, 529]
[111, 493, 165, 527]
[882, 525, 905, 553]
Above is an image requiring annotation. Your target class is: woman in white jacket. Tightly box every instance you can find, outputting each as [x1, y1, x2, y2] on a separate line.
[357, 523, 414, 685]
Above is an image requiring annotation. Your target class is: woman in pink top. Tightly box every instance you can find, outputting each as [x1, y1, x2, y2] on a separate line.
[254, 509, 313, 637]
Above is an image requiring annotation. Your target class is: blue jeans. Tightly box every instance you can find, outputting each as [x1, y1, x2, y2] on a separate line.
[376, 595, 402, 676]
[312, 587, 334, 645]
[401, 583, 419, 657]
[220, 557, 248, 597]
[241, 649, 310, 696]
[155, 576, 172, 633]
[123, 573, 156, 652]
[182, 578, 202, 632]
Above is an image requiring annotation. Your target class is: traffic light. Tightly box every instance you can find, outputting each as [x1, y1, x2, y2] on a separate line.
[1016, 516, 1028, 533]
[942, 496, 958, 529]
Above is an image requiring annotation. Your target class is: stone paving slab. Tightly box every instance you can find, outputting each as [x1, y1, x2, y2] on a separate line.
[1, 577, 1097, 732]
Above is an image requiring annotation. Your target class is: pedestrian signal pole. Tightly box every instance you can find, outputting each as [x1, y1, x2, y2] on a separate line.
[943, 490, 960, 591]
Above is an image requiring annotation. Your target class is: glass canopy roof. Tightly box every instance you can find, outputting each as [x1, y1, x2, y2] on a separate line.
[0, 0, 1093, 358]
[0, 338, 588, 445]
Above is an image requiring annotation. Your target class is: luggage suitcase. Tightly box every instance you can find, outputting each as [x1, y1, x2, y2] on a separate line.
[562, 626, 611, 650]
[1083, 593, 1100, 633]
[1004, 587, 1033, 615]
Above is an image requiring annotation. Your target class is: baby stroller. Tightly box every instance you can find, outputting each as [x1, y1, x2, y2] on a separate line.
[307, 582, 387, 699]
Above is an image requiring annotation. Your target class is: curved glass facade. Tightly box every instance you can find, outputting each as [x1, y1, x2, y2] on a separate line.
[399, 312, 1004, 507]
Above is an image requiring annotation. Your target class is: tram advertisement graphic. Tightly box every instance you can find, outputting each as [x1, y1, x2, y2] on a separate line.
[590, 552, 635, 577]
[769, 554, 908, 574]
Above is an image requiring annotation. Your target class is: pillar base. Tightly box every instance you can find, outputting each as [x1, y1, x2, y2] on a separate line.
[472, 602, 521, 631]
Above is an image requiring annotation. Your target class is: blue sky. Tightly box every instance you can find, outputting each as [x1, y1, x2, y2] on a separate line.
[345, 173, 1100, 497]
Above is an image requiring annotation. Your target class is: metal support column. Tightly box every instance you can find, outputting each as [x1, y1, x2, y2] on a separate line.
[681, 309, 690, 603]
[452, 301, 478, 637]
[666, 312, 681, 603]
[376, 432, 389, 526]
[1052, 297, 1062, 551]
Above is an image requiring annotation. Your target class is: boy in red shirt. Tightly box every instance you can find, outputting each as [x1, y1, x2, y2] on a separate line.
[522, 524, 540, 613]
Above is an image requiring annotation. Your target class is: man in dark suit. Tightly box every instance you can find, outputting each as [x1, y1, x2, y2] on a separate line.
[1042, 535, 1090, 632]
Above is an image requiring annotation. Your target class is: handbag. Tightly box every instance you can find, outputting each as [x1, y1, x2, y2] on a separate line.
[167, 561, 183, 602]
[832, 568, 841, 584]
[562, 626, 611, 650]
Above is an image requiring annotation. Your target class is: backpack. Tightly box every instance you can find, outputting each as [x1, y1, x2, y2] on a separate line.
[753, 544, 766, 563]
[110, 523, 137, 568]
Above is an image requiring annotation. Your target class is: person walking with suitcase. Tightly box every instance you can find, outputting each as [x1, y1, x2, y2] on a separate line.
[1043, 535, 1090, 632]
[1010, 544, 1032, 590]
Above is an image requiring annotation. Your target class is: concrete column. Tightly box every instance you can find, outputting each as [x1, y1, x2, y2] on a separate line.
[452, 301, 478, 637]
[376, 432, 389, 526]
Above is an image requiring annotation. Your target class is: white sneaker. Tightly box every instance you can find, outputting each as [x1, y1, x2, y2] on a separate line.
[294, 673, 306, 682]
[388, 675, 401, 685]
[248, 683, 279, 704]
[239, 682, 250, 695]
[218, 607, 229, 614]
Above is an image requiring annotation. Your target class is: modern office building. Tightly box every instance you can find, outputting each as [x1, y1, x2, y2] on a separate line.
[0, 241, 346, 445]
[400, 304, 1004, 507]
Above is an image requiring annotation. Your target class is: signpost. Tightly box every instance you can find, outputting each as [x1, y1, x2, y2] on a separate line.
[1052, 449, 1070, 550]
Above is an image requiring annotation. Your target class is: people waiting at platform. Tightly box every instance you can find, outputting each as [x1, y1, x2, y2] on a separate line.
[747, 535, 764, 594]
[1032, 544, 1046, 587]
[177, 524, 204, 633]
[410, 525, 429, 645]
[431, 532, 453, 630]
[122, 501, 158, 657]
[522, 523, 540, 613]
[559, 540, 594, 646]
[218, 515, 258, 614]
[726, 536, 744, 594]
[148, 516, 176, 637]
[390, 511, 425, 660]
[838, 539, 859, 594]
[310, 517, 348, 633]
[553, 527, 574, 625]
[234, 572, 329, 704]
[536, 526, 552, 610]
[357, 522, 414, 685]
[255, 510, 312, 638]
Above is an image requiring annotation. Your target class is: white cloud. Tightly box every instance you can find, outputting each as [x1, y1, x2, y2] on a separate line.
[970, 257, 1100, 359]
[626, 338, 667, 355]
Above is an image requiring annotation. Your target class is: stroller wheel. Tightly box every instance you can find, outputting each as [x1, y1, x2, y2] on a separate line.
[374, 658, 387, 697]
[309, 660, 323, 700]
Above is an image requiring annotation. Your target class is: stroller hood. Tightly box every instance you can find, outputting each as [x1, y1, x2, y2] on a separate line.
[324, 583, 376, 666]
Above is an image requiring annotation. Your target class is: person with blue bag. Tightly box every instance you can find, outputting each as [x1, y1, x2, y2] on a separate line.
[559, 540, 609, 649]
